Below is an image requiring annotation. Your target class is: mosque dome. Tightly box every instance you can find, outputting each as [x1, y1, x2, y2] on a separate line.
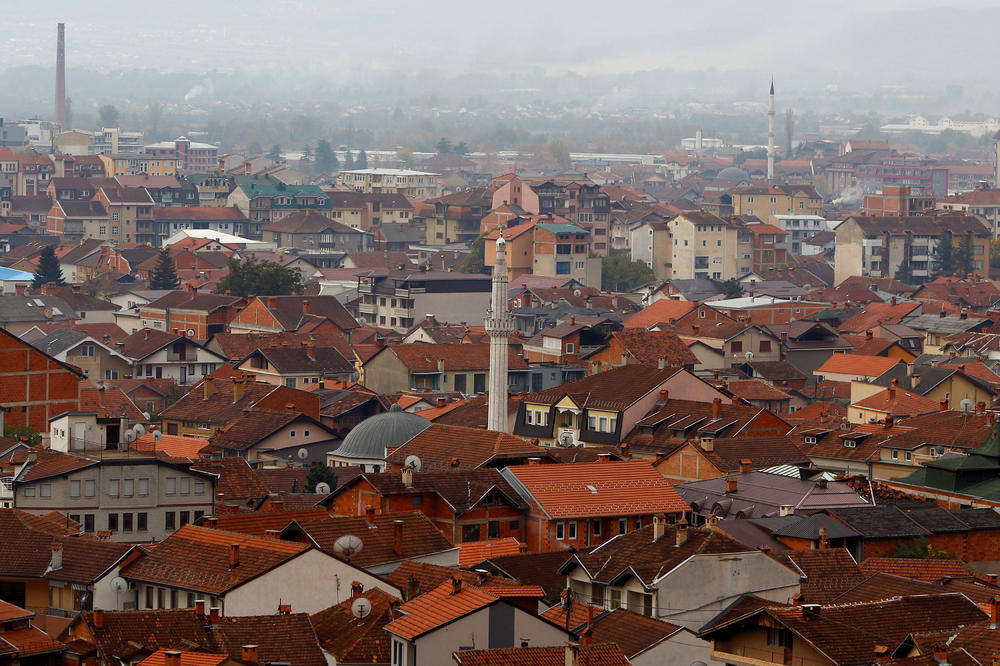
[335, 403, 431, 461]
[717, 166, 750, 180]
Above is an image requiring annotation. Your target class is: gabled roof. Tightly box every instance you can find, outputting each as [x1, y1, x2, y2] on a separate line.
[385, 424, 541, 472]
[852, 387, 940, 417]
[241, 346, 353, 375]
[310, 588, 399, 664]
[521, 365, 678, 411]
[160, 379, 279, 425]
[454, 644, 630, 666]
[383, 342, 528, 373]
[501, 460, 689, 519]
[624, 300, 699, 329]
[138, 649, 226, 666]
[118, 329, 191, 361]
[79, 385, 146, 420]
[121, 524, 310, 595]
[252, 295, 358, 332]
[860, 557, 978, 582]
[607, 329, 699, 367]
[208, 410, 324, 452]
[816, 353, 902, 378]
[14, 450, 98, 483]
[143, 291, 242, 314]
[262, 210, 359, 234]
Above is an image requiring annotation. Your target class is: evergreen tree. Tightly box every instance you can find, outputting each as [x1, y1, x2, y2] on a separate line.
[32, 245, 65, 288]
[315, 139, 339, 173]
[955, 234, 973, 277]
[601, 255, 654, 292]
[459, 235, 487, 274]
[344, 150, 356, 170]
[267, 144, 282, 162]
[722, 277, 744, 299]
[894, 259, 914, 284]
[356, 149, 368, 169]
[436, 137, 451, 154]
[933, 232, 956, 277]
[214, 257, 304, 298]
[149, 249, 180, 289]
[305, 463, 337, 493]
[454, 141, 470, 155]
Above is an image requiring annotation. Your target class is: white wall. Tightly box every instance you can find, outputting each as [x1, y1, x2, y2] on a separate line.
[226, 549, 400, 616]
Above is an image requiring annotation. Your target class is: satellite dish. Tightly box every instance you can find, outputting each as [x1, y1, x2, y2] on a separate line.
[404, 455, 422, 472]
[123, 430, 136, 443]
[187, 329, 196, 337]
[152, 430, 163, 442]
[960, 398, 974, 412]
[745, 351, 754, 361]
[936, 445, 945, 454]
[333, 535, 364, 560]
[297, 448, 309, 460]
[110, 576, 128, 593]
[314, 481, 331, 495]
[142, 412, 151, 420]
[351, 597, 372, 619]
[133, 424, 146, 438]
[558, 431, 574, 448]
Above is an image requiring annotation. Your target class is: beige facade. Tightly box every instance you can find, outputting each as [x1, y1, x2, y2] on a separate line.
[630, 221, 672, 281]
[339, 169, 440, 198]
[670, 212, 752, 280]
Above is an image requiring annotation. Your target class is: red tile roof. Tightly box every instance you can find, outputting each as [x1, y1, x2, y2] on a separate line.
[860, 558, 979, 582]
[852, 387, 940, 417]
[15, 450, 97, 482]
[625, 300, 699, 329]
[608, 329, 699, 367]
[132, 432, 209, 459]
[121, 525, 309, 595]
[386, 343, 529, 372]
[79, 385, 146, 420]
[502, 460, 689, 518]
[725, 379, 792, 401]
[816, 353, 902, 378]
[522, 364, 678, 411]
[454, 644, 629, 665]
[310, 588, 400, 664]
[0, 626, 66, 657]
[457, 538, 522, 567]
[386, 423, 541, 472]
[138, 648, 227, 666]
[189, 458, 270, 501]
[838, 302, 922, 333]
[383, 579, 500, 640]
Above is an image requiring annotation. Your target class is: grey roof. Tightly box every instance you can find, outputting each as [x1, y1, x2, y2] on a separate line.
[32, 328, 91, 357]
[742, 280, 808, 299]
[664, 278, 724, 302]
[902, 314, 985, 335]
[760, 513, 861, 540]
[334, 403, 431, 461]
[0, 295, 74, 323]
[378, 222, 426, 243]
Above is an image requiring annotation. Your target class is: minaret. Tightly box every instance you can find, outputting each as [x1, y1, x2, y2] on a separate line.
[55, 23, 66, 128]
[486, 234, 514, 432]
[767, 78, 775, 182]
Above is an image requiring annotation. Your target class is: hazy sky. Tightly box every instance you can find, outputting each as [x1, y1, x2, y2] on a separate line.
[4, 0, 1000, 95]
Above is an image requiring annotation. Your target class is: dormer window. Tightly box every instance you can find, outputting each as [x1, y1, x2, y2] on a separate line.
[843, 440, 856, 448]
[804, 435, 817, 445]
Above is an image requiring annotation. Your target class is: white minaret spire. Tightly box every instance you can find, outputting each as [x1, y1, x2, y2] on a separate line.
[767, 78, 775, 182]
[486, 234, 515, 432]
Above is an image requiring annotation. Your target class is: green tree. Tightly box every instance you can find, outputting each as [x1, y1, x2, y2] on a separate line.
[315, 139, 339, 173]
[305, 463, 337, 494]
[460, 235, 487, 274]
[214, 257, 304, 298]
[344, 150, 356, 170]
[32, 245, 65, 288]
[436, 137, 452, 154]
[98, 104, 119, 127]
[149, 249, 180, 290]
[542, 139, 571, 169]
[891, 536, 956, 560]
[991, 239, 1000, 268]
[356, 149, 368, 169]
[722, 277, 744, 299]
[601, 255, 654, 292]
[454, 141, 470, 155]
[3, 422, 41, 446]
[933, 232, 956, 277]
[955, 234, 973, 277]
[267, 145, 282, 162]
[894, 259, 913, 284]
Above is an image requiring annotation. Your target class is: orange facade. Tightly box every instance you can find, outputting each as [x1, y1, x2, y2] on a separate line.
[0, 331, 81, 432]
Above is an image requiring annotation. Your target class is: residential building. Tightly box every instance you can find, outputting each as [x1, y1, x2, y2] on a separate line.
[862, 184, 935, 216]
[668, 211, 752, 280]
[118, 328, 228, 386]
[362, 343, 530, 394]
[484, 220, 602, 289]
[236, 344, 356, 389]
[151, 207, 247, 247]
[144, 137, 219, 174]
[937, 188, 1000, 237]
[339, 168, 440, 199]
[207, 407, 338, 461]
[354, 271, 491, 332]
[47, 199, 108, 244]
[91, 185, 156, 245]
[833, 214, 991, 285]
[424, 187, 491, 244]
[139, 289, 244, 341]
[559, 520, 800, 627]
[226, 181, 332, 238]
[731, 184, 822, 218]
[323, 190, 415, 231]
[629, 219, 672, 280]
[12, 450, 216, 540]
[98, 153, 177, 177]
[263, 211, 372, 252]
[769, 215, 831, 254]
[32, 328, 133, 381]
[0, 328, 82, 432]
[228, 295, 358, 336]
[744, 223, 790, 272]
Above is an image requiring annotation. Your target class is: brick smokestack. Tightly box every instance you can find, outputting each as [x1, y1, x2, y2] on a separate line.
[55, 23, 67, 127]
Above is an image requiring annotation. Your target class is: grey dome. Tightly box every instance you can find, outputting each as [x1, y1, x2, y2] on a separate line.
[336, 403, 431, 461]
[717, 166, 749, 180]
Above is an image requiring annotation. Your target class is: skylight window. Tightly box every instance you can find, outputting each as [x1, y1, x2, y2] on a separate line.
[586, 485, 598, 494]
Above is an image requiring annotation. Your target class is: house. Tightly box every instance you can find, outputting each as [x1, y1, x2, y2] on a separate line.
[675, 470, 869, 521]
[263, 211, 372, 252]
[584, 328, 697, 373]
[207, 408, 338, 462]
[652, 435, 807, 484]
[48, 384, 147, 451]
[353, 270, 492, 333]
[138, 289, 244, 342]
[321, 468, 529, 546]
[226, 180, 332, 238]
[0, 290, 75, 336]
[902, 312, 992, 354]
[513, 365, 714, 448]
[385, 423, 542, 473]
[558, 520, 800, 627]
[150, 206, 247, 248]
[0, 599, 67, 663]
[724, 379, 794, 415]
[120, 524, 397, 614]
[362, 343, 530, 395]
[500, 459, 689, 552]
[0, 327, 83, 432]
[763, 321, 852, 378]
[814, 354, 907, 385]
[46, 200, 108, 244]
[0, 508, 135, 615]
[31, 328, 133, 381]
[57, 238, 108, 283]
[484, 220, 602, 288]
[699, 593, 987, 666]
[12, 450, 216, 540]
[384, 577, 569, 666]
[228, 295, 358, 336]
[159, 376, 319, 438]
[310, 587, 400, 665]
[118, 329, 228, 386]
[453, 644, 629, 666]
[849, 383, 941, 424]
[235, 344, 356, 389]
[668, 319, 783, 370]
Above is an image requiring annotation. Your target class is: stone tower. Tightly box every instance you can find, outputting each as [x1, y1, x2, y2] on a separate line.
[486, 235, 514, 432]
[55, 23, 66, 128]
[767, 79, 775, 182]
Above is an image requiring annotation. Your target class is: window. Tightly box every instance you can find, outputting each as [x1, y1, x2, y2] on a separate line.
[844, 440, 856, 448]
[99, 226, 106, 235]
[180, 511, 190, 527]
[730, 341, 743, 353]
[609, 588, 622, 609]
[138, 478, 149, 496]
[180, 478, 190, 494]
[194, 480, 205, 495]
[108, 513, 119, 532]
[619, 518, 627, 535]
[759, 340, 772, 353]
[509, 520, 519, 530]
[767, 628, 793, 648]
[568, 521, 577, 539]
[79, 345, 95, 357]
[488, 520, 500, 539]
[70, 480, 81, 497]
[473, 373, 486, 394]
[123, 479, 134, 496]
[123, 513, 133, 532]
[804, 436, 817, 445]
[289, 430, 296, 438]
[592, 519, 601, 536]
[165, 477, 176, 494]
[566, 342, 575, 354]
[891, 449, 899, 460]
[635, 519, 642, 530]
[137, 512, 148, 532]
[454, 374, 467, 393]
[145, 587, 154, 609]
[165, 512, 176, 531]
[40, 483, 51, 498]
[556, 262, 571, 274]
[24, 486, 36, 497]
[84, 515, 94, 532]
[462, 524, 481, 542]
[392, 640, 403, 666]
[556, 522, 566, 540]
[575, 261, 584, 269]
[412, 495, 423, 507]
[906, 451, 912, 461]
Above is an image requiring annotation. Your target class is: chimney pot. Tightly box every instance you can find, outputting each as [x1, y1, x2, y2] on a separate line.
[194, 599, 205, 615]
[93, 608, 105, 628]
[50, 542, 64, 570]
[725, 476, 739, 493]
[241, 646, 259, 664]
[711, 397, 722, 419]
[739, 458, 752, 473]
[209, 607, 221, 624]
[229, 543, 240, 567]
[165, 651, 182, 666]
[450, 575, 462, 595]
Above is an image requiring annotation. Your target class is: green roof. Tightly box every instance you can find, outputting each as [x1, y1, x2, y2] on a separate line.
[537, 223, 587, 235]
[971, 421, 1000, 458]
[235, 181, 330, 208]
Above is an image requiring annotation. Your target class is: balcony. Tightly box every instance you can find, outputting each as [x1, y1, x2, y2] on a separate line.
[358, 302, 377, 315]
[358, 283, 374, 294]
[711, 643, 827, 666]
[390, 306, 411, 318]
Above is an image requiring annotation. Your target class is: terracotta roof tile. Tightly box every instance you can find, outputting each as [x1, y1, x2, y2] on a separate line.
[816, 353, 902, 378]
[523, 365, 678, 412]
[328, 469, 529, 514]
[189, 458, 270, 501]
[310, 588, 399, 663]
[131, 433, 209, 459]
[608, 329, 698, 367]
[838, 302, 923, 333]
[386, 424, 541, 472]
[457, 538, 522, 567]
[454, 645, 630, 666]
[725, 379, 792, 401]
[15, 450, 98, 483]
[0, 626, 66, 657]
[502, 460, 689, 519]
[625, 300, 699, 329]
[138, 648, 227, 666]
[386, 343, 528, 372]
[860, 558, 978, 582]
[852, 387, 940, 417]
[383, 580, 499, 640]
[79, 385, 146, 420]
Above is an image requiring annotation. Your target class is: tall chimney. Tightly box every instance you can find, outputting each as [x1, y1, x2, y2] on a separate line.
[229, 543, 240, 567]
[241, 646, 259, 664]
[55, 24, 67, 127]
[93, 608, 104, 629]
[164, 651, 181, 666]
[652, 514, 666, 541]
[393, 519, 404, 556]
[50, 542, 64, 571]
